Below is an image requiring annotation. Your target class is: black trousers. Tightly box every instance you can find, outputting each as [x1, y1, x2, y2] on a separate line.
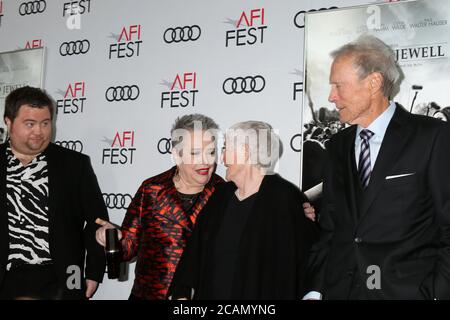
[0, 264, 61, 300]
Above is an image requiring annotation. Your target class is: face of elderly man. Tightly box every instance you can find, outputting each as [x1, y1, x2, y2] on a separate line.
[328, 54, 375, 127]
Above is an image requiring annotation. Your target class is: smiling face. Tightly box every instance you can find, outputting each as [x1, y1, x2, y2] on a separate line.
[328, 55, 373, 127]
[221, 135, 247, 182]
[174, 129, 217, 188]
[5, 104, 52, 156]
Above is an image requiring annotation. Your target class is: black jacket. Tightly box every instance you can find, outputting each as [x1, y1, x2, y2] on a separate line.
[307, 105, 450, 299]
[170, 173, 318, 300]
[0, 143, 108, 299]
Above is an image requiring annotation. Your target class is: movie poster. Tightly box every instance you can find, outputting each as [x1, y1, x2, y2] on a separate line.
[0, 47, 45, 142]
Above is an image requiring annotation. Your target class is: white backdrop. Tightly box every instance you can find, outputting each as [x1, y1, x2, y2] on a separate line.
[0, 0, 389, 299]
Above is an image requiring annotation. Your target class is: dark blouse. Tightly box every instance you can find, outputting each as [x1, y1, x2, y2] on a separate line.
[177, 191, 201, 214]
[210, 193, 256, 299]
[170, 174, 319, 300]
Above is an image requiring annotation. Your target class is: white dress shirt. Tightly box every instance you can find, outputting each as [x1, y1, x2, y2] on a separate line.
[355, 101, 396, 170]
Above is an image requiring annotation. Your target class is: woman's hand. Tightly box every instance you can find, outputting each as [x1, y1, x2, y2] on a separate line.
[85, 279, 99, 299]
[95, 218, 123, 247]
[303, 202, 316, 222]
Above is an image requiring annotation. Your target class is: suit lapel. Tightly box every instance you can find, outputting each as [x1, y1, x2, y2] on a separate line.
[342, 126, 360, 224]
[0, 144, 8, 265]
[45, 144, 61, 243]
[357, 106, 412, 224]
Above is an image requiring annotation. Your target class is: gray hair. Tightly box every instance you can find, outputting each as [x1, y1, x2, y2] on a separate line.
[171, 113, 219, 149]
[227, 120, 283, 173]
[331, 34, 401, 99]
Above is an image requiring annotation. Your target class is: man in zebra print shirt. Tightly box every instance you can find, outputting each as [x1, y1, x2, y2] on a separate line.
[0, 86, 109, 299]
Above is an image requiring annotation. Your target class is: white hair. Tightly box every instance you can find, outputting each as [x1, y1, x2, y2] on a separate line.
[331, 34, 402, 99]
[226, 120, 283, 174]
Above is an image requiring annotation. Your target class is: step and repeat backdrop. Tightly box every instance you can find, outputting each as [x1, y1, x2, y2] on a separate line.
[0, 0, 404, 299]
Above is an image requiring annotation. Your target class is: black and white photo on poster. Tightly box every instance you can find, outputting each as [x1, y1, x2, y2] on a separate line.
[0, 48, 45, 143]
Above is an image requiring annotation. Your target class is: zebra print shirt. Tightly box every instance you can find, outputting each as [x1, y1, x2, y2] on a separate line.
[6, 146, 52, 271]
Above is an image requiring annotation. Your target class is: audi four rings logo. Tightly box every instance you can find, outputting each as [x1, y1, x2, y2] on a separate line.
[290, 134, 302, 153]
[294, 7, 338, 28]
[19, 0, 46, 15]
[105, 85, 140, 102]
[222, 76, 266, 95]
[59, 40, 90, 56]
[103, 193, 133, 210]
[163, 25, 201, 43]
[55, 140, 84, 153]
[157, 138, 172, 154]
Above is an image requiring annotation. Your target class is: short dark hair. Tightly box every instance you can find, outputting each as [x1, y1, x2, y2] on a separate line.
[4, 86, 54, 121]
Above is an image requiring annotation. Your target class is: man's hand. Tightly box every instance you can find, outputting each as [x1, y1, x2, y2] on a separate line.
[95, 218, 122, 247]
[85, 279, 99, 299]
[303, 202, 316, 222]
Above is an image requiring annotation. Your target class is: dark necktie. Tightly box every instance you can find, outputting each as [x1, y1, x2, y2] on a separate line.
[358, 129, 374, 189]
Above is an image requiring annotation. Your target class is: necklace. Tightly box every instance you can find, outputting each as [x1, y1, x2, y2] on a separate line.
[177, 192, 199, 202]
[177, 191, 201, 213]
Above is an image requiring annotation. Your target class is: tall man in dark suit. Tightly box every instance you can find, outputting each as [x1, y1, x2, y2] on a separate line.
[305, 35, 450, 299]
[0, 86, 108, 299]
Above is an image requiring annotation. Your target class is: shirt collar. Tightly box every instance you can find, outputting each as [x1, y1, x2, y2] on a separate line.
[6, 142, 47, 166]
[357, 101, 396, 139]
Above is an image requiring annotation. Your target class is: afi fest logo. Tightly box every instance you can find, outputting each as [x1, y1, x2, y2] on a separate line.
[56, 81, 86, 115]
[160, 72, 198, 108]
[24, 39, 43, 49]
[291, 69, 303, 101]
[102, 131, 136, 165]
[109, 24, 143, 59]
[225, 8, 267, 47]
[63, 0, 91, 30]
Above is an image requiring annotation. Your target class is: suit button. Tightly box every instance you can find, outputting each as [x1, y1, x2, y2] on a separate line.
[354, 237, 363, 243]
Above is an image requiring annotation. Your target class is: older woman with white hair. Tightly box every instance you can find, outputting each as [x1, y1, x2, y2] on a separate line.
[169, 121, 318, 300]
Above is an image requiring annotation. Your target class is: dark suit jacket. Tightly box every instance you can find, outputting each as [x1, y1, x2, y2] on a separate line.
[170, 174, 318, 300]
[307, 104, 450, 300]
[0, 142, 108, 299]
